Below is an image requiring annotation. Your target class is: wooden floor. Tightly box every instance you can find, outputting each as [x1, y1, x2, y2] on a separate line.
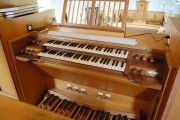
[0, 95, 70, 120]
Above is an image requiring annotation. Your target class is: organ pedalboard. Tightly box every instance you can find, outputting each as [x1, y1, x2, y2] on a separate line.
[38, 90, 134, 120]
[11, 33, 169, 120]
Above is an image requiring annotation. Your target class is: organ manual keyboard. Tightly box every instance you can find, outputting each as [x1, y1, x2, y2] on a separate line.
[9, 30, 171, 120]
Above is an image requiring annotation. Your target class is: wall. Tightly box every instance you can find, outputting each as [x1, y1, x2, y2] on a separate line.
[37, 0, 180, 23]
[128, 0, 180, 14]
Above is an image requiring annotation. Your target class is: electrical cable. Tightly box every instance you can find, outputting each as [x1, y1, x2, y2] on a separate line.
[125, 33, 168, 42]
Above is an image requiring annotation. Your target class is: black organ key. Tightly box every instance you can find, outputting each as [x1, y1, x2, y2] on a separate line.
[95, 58, 99, 63]
[62, 42, 67, 45]
[81, 44, 86, 48]
[47, 40, 55, 43]
[124, 50, 127, 55]
[86, 45, 90, 49]
[104, 48, 108, 52]
[107, 48, 111, 52]
[87, 56, 92, 61]
[74, 43, 79, 47]
[121, 61, 125, 67]
[103, 59, 108, 64]
[116, 61, 119, 66]
[100, 58, 104, 64]
[98, 47, 102, 51]
[106, 59, 110, 65]
[112, 60, 116, 66]
[119, 49, 122, 54]
[96, 46, 100, 50]
[76, 54, 81, 59]
[78, 44, 82, 48]
[42, 49, 49, 53]
[115, 49, 119, 54]
[81, 55, 86, 60]
[84, 56, 88, 61]
[92, 57, 96, 62]
[110, 48, 114, 53]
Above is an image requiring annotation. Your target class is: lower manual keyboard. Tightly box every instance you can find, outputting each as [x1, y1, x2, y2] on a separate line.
[37, 49, 126, 72]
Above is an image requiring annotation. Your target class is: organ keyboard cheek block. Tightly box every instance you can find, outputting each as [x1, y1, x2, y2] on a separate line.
[10, 32, 169, 120]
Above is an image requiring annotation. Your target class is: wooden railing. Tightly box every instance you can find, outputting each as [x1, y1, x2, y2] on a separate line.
[61, 0, 129, 33]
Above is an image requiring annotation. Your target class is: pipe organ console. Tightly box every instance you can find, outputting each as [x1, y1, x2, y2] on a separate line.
[9, 31, 170, 120]
[17, 33, 167, 87]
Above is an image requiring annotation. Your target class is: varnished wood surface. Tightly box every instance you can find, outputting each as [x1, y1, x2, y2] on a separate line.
[166, 17, 180, 68]
[0, 38, 18, 99]
[0, 9, 55, 101]
[165, 68, 180, 120]
[47, 80, 150, 113]
[0, 95, 71, 120]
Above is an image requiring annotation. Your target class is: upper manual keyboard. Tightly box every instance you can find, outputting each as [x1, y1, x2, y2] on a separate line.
[43, 40, 129, 59]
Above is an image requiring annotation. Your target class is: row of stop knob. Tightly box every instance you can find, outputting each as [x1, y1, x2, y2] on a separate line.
[134, 54, 155, 63]
[20, 48, 37, 55]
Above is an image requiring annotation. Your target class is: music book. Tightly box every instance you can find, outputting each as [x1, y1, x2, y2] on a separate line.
[4, 7, 37, 15]
[6, 9, 37, 18]
[0, 4, 37, 12]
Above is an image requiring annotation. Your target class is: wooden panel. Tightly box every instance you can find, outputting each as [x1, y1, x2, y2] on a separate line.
[0, 38, 18, 99]
[0, 0, 37, 8]
[166, 17, 180, 68]
[46, 79, 150, 114]
[32, 62, 158, 101]
[0, 9, 55, 101]
[9, 35, 48, 105]
[161, 67, 180, 120]
[0, 95, 70, 120]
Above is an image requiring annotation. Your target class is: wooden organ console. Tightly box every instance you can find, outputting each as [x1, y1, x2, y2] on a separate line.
[9, 29, 172, 120]
[1, 0, 176, 120]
